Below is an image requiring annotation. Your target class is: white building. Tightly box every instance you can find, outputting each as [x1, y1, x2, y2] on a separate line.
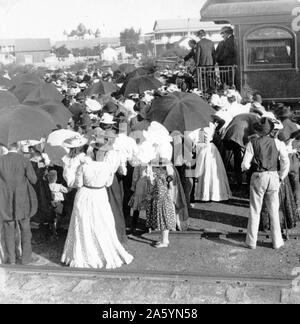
[150, 18, 228, 56]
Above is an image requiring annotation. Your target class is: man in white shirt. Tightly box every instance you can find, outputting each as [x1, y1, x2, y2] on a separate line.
[241, 118, 290, 250]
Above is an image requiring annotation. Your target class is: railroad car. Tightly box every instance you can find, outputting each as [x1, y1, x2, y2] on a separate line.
[200, 0, 300, 106]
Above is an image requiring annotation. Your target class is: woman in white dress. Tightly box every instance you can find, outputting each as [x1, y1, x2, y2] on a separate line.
[61, 135, 133, 269]
[191, 123, 232, 202]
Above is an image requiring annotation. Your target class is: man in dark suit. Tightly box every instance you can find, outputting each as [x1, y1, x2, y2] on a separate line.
[0, 142, 38, 265]
[195, 30, 215, 67]
[195, 30, 216, 91]
[216, 26, 237, 87]
[216, 26, 237, 66]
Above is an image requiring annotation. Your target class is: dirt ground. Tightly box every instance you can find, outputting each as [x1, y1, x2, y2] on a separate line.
[1, 186, 300, 304]
[28, 196, 300, 278]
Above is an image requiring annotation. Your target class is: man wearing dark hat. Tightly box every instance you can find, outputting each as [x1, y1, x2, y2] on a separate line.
[102, 101, 118, 116]
[276, 104, 300, 212]
[216, 26, 237, 66]
[241, 118, 290, 250]
[216, 26, 237, 86]
[195, 30, 215, 67]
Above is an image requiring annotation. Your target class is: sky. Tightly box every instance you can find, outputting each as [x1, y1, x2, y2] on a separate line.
[0, 0, 206, 41]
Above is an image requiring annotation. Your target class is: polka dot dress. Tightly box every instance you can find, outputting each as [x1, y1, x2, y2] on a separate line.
[146, 167, 176, 231]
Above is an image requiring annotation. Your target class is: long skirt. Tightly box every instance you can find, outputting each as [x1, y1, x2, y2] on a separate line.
[107, 175, 127, 244]
[31, 163, 55, 225]
[61, 187, 133, 269]
[194, 143, 232, 202]
[261, 177, 300, 231]
[146, 168, 176, 231]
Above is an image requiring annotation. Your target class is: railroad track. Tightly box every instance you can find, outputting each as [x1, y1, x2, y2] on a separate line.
[0, 264, 295, 288]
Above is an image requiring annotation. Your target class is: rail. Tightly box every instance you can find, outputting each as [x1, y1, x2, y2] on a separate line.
[0, 264, 295, 287]
[197, 65, 236, 93]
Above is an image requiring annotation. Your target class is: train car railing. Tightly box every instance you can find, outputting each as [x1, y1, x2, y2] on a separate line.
[197, 65, 236, 93]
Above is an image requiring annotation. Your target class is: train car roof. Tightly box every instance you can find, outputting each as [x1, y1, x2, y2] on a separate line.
[201, 0, 299, 24]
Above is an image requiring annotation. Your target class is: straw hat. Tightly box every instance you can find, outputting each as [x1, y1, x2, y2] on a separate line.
[85, 98, 102, 113]
[63, 135, 89, 148]
[100, 113, 116, 125]
[143, 122, 172, 144]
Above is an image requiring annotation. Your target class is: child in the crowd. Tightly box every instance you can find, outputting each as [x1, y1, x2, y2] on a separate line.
[47, 170, 69, 233]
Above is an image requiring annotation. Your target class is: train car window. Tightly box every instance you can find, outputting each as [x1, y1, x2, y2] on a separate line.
[246, 27, 295, 69]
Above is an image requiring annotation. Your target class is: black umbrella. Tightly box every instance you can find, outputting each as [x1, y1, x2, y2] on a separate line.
[0, 91, 19, 109]
[147, 92, 216, 133]
[0, 105, 56, 147]
[121, 76, 162, 97]
[84, 80, 117, 97]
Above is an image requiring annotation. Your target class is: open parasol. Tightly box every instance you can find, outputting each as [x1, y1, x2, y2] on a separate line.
[117, 63, 136, 75]
[84, 80, 118, 97]
[44, 129, 79, 166]
[0, 91, 19, 109]
[22, 82, 64, 105]
[35, 101, 73, 128]
[146, 92, 216, 133]
[0, 105, 57, 147]
[121, 76, 162, 97]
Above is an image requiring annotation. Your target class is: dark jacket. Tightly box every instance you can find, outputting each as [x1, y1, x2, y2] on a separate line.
[184, 48, 196, 63]
[196, 38, 215, 67]
[0, 152, 37, 222]
[216, 35, 237, 66]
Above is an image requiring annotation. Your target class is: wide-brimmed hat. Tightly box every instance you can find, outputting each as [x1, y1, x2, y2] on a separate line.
[63, 135, 89, 148]
[253, 117, 275, 136]
[100, 113, 116, 125]
[85, 98, 102, 113]
[221, 26, 233, 35]
[143, 122, 173, 144]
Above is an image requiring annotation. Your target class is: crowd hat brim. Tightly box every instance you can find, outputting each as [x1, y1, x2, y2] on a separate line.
[100, 113, 117, 125]
[253, 117, 275, 136]
[63, 135, 89, 148]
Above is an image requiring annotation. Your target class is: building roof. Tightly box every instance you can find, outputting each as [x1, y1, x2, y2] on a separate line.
[55, 37, 120, 50]
[15, 39, 51, 52]
[153, 18, 227, 33]
[201, 0, 298, 23]
[0, 38, 51, 52]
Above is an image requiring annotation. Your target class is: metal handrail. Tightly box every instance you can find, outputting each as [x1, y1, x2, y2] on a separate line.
[197, 65, 236, 93]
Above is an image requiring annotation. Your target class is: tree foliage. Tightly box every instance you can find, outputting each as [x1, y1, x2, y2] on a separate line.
[120, 28, 141, 56]
[53, 45, 71, 58]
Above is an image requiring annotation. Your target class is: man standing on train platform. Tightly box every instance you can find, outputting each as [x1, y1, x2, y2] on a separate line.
[215, 26, 237, 87]
[195, 30, 215, 67]
[241, 117, 290, 250]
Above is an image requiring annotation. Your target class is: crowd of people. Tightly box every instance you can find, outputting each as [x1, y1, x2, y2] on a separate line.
[0, 27, 299, 269]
